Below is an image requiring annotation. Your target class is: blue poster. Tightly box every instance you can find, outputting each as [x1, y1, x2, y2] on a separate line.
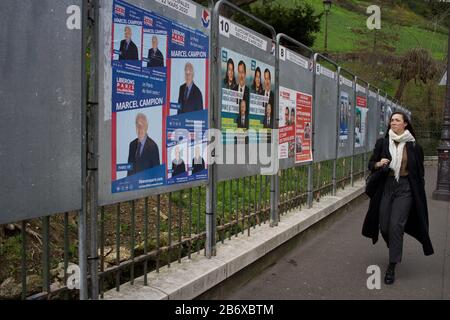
[339, 91, 350, 143]
[166, 20, 209, 185]
[111, 0, 209, 194]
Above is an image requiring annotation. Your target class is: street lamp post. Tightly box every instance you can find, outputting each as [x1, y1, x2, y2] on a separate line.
[323, 0, 332, 54]
[433, 21, 450, 202]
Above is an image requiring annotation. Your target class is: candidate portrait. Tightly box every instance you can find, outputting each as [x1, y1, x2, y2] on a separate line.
[263, 103, 273, 129]
[147, 35, 165, 68]
[223, 58, 237, 90]
[191, 145, 206, 175]
[304, 122, 311, 140]
[171, 145, 187, 177]
[236, 99, 249, 129]
[263, 69, 274, 106]
[236, 60, 250, 110]
[177, 62, 204, 114]
[119, 26, 139, 61]
[127, 113, 161, 177]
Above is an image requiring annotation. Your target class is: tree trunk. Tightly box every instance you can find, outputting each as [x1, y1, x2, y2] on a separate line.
[395, 79, 407, 101]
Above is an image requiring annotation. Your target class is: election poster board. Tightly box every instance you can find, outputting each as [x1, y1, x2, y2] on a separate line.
[216, 14, 276, 182]
[278, 44, 314, 170]
[220, 48, 275, 145]
[0, 0, 83, 224]
[313, 62, 338, 162]
[98, 0, 211, 205]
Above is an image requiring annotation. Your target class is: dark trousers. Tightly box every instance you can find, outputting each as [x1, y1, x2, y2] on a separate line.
[379, 176, 412, 263]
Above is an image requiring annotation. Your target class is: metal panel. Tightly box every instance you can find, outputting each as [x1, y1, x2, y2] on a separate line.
[367, 86, 379, 151]
[385, 97, 394, 128]
[378, 93, 387, 138]
[98, 0, 211, 205]
[0, 0, 83, 224]
[215, 4, 276, 182]
[337, 72, 355, 158]
[313, 59, 338, 163]
[277, 36, 314, 170]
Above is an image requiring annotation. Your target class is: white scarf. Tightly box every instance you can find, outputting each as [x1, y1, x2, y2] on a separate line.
[388, 129, 415, 181]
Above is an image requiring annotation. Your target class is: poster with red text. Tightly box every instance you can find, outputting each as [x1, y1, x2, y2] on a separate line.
[295, 92, 313, 164]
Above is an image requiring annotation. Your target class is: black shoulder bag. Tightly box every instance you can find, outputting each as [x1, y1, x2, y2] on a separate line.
[365, 138, 389, 198]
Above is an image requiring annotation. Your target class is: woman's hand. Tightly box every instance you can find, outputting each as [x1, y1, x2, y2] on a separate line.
[375, 158, 390, 169]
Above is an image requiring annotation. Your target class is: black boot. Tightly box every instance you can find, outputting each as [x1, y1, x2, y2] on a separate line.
[384, 263, 396, 285]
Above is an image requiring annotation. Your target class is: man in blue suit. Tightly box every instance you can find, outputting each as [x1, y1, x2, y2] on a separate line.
[127, 113, 160, 176]
[178, 62, 204, 114]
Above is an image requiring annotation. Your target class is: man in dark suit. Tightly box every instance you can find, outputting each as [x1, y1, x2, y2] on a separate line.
[263, 103, 273, 129]
[119, 26, 139, 61]
[237, 61, 250, 113]
[147, 36, 164, 68]
[236, 99, 249, 129]
[127, 113, 160, 177]
[191, 146, 206, 174]
[178, 62, 203, 114]
[263, 69, 274, 107]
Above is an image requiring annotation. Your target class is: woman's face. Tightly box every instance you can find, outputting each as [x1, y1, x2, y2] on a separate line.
[255, 71, 261, 88]
[227, 63, 234, 82]
[390, 114, 407, 135]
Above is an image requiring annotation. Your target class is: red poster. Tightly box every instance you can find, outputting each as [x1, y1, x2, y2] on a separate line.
[295, 92, 313, 163]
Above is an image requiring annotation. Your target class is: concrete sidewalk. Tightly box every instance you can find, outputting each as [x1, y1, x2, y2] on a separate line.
[200, 165, 450, 300]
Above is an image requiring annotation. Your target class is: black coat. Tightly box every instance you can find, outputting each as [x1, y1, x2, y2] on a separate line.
[119, 40, 139, 61]
[147, 48, 164, 67]
[362, 137, 434, 256]
[127, 136, 160, 177]
[178, 83, 203, 114]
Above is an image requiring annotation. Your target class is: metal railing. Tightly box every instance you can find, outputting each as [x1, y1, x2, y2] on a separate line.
[0, 154, 370, 300]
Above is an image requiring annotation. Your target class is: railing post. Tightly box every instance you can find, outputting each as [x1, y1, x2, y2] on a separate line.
[87, 0, 99, 299]
[206, 0, 220, 258]
[78, 0, 91, 301]
[351, 76, 356, 187]
[332, 159, 337, 196]
[307, 163, 314, 208]
[270, 174, 279, 226]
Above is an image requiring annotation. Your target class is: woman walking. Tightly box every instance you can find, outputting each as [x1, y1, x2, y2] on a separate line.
[362, 112, 434, 285]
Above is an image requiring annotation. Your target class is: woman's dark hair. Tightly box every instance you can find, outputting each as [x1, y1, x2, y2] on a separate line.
[384, 111, 416, 139]
[223, 58, 236, 86]
[251, 67, 262, 92]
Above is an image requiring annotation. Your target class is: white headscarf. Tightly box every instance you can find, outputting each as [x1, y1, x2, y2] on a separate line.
[388, 129, 415, 181]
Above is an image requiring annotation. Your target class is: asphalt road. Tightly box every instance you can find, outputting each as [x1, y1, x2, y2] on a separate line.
[211, 165, 450, 300]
